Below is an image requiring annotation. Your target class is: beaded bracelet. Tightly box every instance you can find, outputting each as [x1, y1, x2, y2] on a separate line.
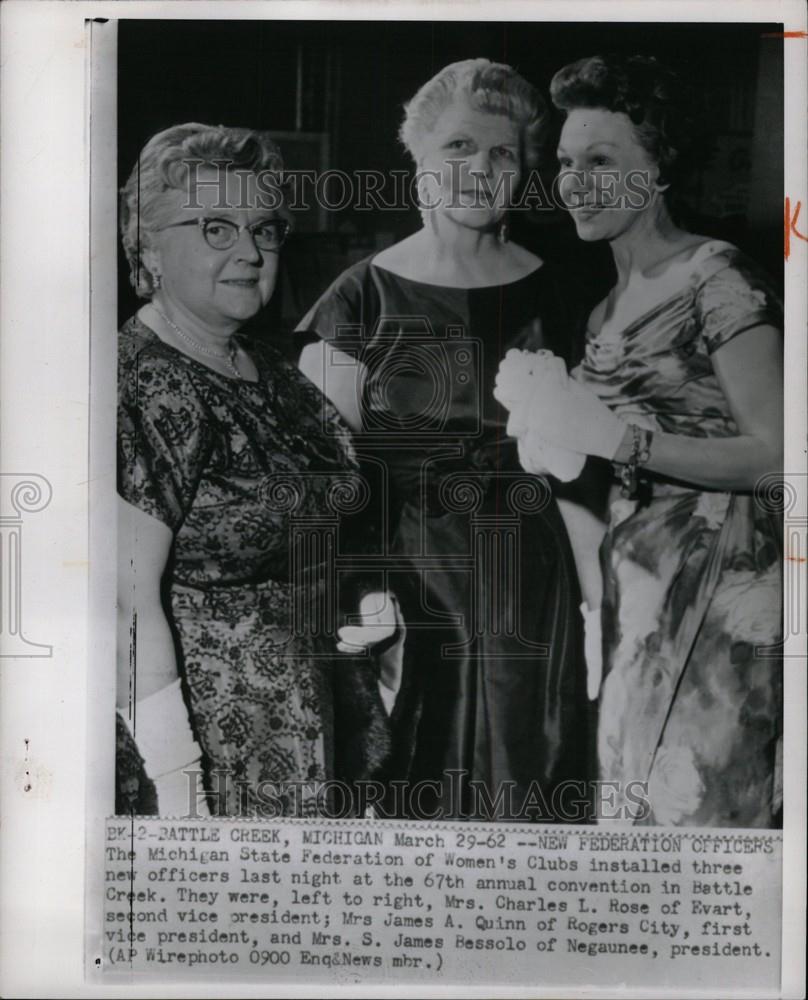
[619, 425, 654, 499]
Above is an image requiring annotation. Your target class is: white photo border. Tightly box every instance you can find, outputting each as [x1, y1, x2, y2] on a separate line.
[0, 2, 804, 997]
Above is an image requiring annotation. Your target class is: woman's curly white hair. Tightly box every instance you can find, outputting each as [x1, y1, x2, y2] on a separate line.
[399, 58, 548, 171]
[120, 122, 284, 299]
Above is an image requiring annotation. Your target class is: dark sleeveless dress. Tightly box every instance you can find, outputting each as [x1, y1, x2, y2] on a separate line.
[297, 256, 590, 821]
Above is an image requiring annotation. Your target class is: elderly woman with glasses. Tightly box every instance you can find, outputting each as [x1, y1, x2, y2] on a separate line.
[116, 123, 396, 818]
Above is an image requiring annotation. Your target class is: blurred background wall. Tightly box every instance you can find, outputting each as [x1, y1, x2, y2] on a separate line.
[117, 19, 784, 354]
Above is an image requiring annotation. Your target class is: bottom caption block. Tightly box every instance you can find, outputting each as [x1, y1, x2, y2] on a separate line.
[98, 818, 782, 987]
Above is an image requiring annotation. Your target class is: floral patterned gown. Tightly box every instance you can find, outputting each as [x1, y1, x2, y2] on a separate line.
[576, 241, 783, 828]
[117, 316, 389, 817]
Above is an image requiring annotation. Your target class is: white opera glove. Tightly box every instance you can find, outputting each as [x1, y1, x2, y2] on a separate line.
[493, 348, 544, 414]
[580, 603, 603, 701]
[494, 348, 565, 438]
[517, 425, 587, 482]
[121, 679, 209, 817]
[496, 349, 586, 481]
[337, 591, 406, 715]
[523, 373, 627, 461]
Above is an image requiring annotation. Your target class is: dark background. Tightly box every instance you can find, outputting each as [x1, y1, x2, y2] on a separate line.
[118, 19, 784, 352]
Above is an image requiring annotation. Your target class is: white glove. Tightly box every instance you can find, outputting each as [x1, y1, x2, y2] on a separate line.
[494, 349, 548, 434]
[121, 679, 209, 817]
[517, 426, 587, 481]
[495, 349, 586, 481]
[580, 603, 603, 701]
[337, 591, 405, 714]
[493, 348, 545, 409]
[523, 373, 627, 461]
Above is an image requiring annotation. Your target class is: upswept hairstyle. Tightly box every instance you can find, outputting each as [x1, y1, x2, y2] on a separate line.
[399, 58, 548, 169]
[120, 123, 284, 299]
[550, 54, 696, 189]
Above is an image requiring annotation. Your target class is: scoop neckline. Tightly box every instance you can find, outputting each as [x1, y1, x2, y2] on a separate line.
[370, 255, 544, 291]
[128, 314, 262, 386]
[641, 237, 737, 276]
[585, 239, 741, 343]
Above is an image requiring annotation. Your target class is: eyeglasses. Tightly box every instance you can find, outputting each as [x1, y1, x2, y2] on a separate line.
[157, 216, 291, 251]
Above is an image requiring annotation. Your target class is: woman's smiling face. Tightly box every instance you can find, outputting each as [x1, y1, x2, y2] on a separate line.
[417, 99, 522, 230]
[146, 167, 282, 331]
[557, 107, 662, 242]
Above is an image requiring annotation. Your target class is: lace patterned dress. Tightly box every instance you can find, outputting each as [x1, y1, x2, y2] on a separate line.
[575, 242, 783, 827]
[117, 315, 389, 816]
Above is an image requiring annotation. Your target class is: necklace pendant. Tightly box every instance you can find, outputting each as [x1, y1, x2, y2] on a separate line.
[153, 304, 242, 381]
[226, 345, 242, 380]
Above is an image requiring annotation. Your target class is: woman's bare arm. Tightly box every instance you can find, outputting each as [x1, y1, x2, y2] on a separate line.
[117, 497, 176, 710]
[299, 341, 367, 433]
[557, 498, 608, 612]
[613, 326, 783, 490]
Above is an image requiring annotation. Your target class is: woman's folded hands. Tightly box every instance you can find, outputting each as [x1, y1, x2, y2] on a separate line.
[494, 348, 626, 475]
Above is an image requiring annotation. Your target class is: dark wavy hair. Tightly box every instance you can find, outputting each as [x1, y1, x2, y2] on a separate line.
[550, 54, 697, 191]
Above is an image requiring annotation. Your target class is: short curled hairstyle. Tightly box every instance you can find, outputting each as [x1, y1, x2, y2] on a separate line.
[399, 58, 548, 169]
[120, 122, 284, 299]
[550, 54, 696, 189]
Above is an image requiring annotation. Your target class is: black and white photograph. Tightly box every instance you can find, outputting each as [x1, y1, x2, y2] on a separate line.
[115, 18, 785, 827]
[0, 1, 805, 996]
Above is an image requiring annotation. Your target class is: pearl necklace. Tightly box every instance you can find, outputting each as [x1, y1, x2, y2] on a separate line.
[153, 305, 241, 380]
